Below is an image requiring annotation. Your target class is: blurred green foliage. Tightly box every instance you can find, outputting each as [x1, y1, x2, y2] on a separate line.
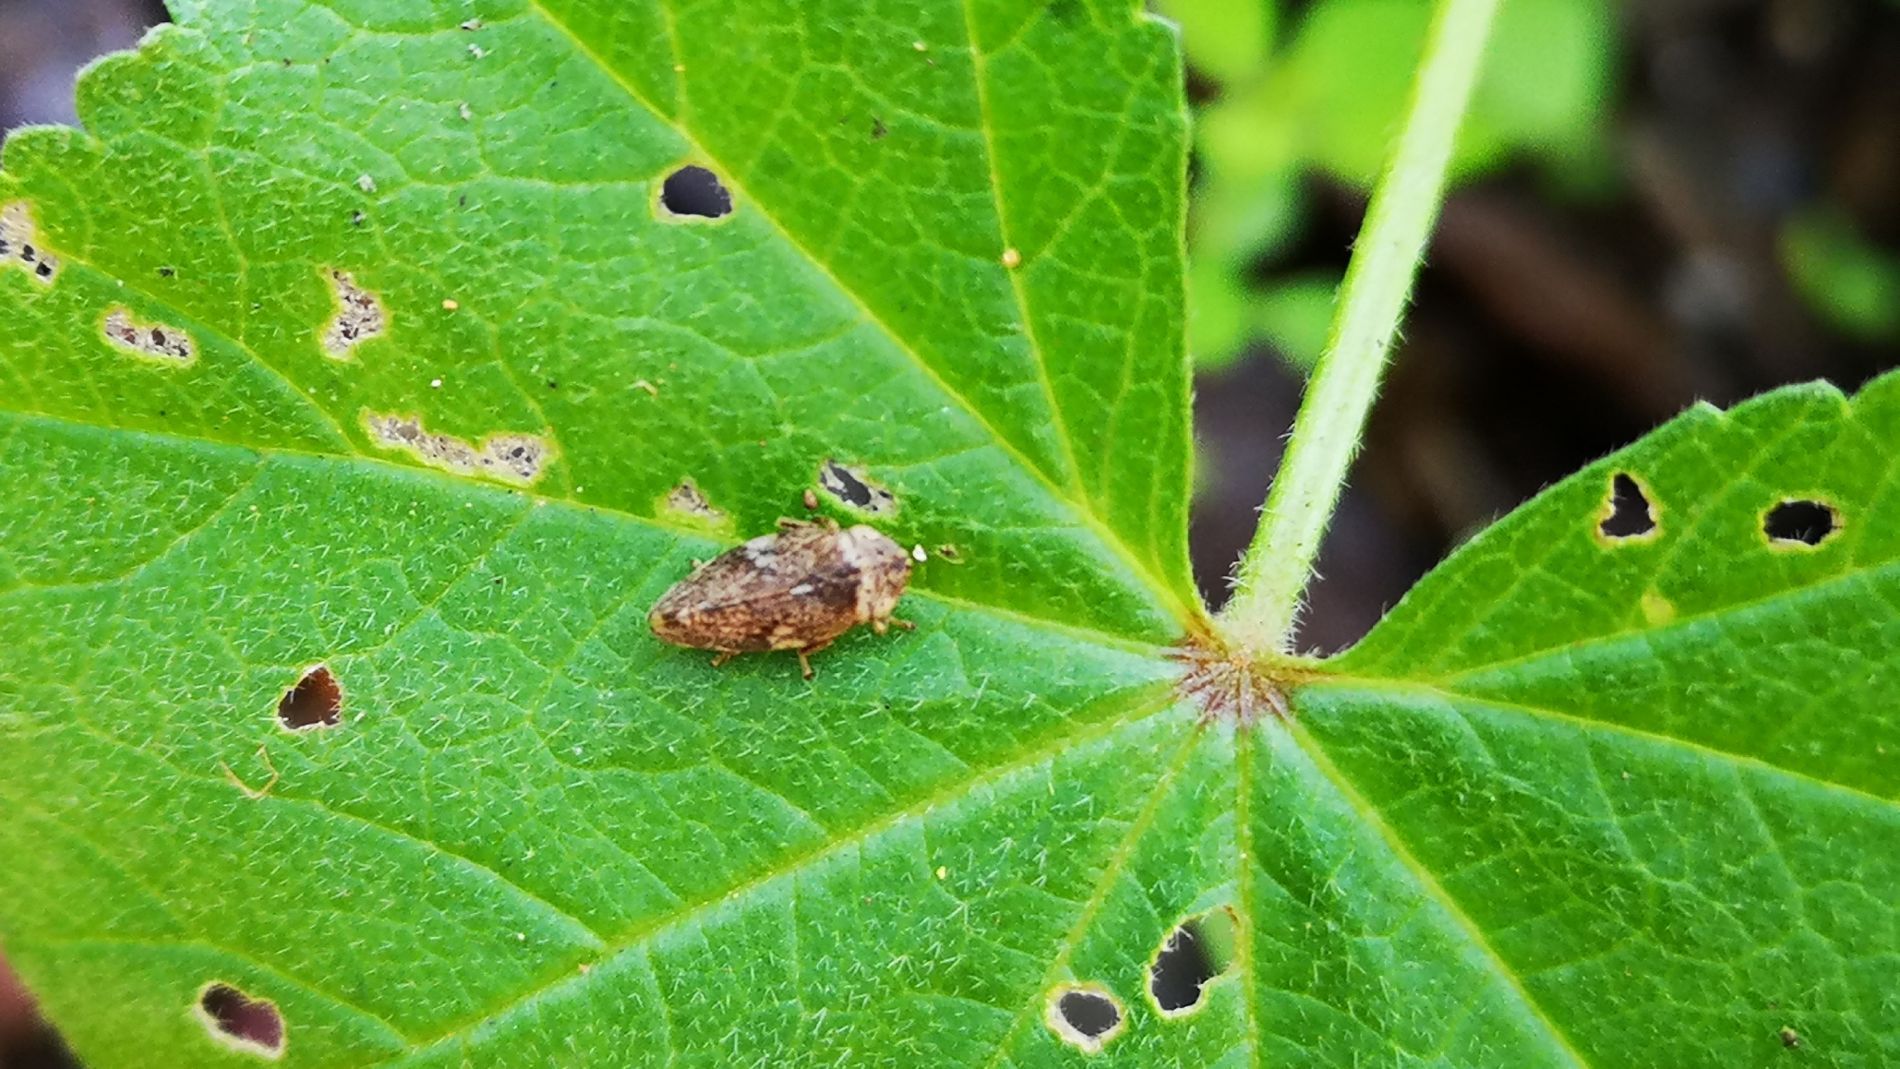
[1164, 0, 1616, 370]
[1782, 206, 1900, 342]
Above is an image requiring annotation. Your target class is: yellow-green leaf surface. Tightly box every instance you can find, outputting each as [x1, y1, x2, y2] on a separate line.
[1, 2, 1894, 1068]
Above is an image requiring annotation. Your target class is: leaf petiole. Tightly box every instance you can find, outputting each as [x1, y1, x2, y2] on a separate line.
[1217, 0, 1502, 654]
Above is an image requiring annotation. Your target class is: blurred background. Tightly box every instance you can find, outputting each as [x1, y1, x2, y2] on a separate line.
[2, 0, 1898, 1062]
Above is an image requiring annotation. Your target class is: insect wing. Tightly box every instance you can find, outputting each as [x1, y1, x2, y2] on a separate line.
[651, 525, 861, 651]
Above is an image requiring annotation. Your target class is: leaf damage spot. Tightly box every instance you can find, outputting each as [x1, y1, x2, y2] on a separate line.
[103, 306, 195, 364]
[1045, 984, 1123, 1053]
[321, 270, 384, 358]
[278, 666, 342, 731]
[659, 164, 733, 220]
[1640, 590, 1676, 627]
[1149, 908, 1238, 1016]
[1763, 499, 1838, 548]
[365, 413, 551, 484]
[0, 201, 59, 283]
[819, 459, 897, 515]
[221, 744, 281, 799]
[1597, 471, 1658, 543]
[195, 983, 284, 1059]
[659, 478, 731, 531]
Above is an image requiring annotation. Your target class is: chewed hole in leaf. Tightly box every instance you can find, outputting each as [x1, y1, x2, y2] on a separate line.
[1149, 907, 1238, 1015]
[1044, 984, 1123, 1053]
[1597, 472, 1657, 542]
[1763, 499, 1838, 547]
[278, 666, 342, 730]
[819, 459, 897, 515]
[195, 983, 284, 1059]
[659, 165, 733, 219]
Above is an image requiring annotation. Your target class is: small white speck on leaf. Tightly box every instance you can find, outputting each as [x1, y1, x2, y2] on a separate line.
[633, 379, 659, 396]
[458, 101, 473, 121]
[441, 298, 459, 311]
[429, 378, 443, 389]
[356, 174, 376, 193]
[469, 43, 487, 59]
[1002, 247, 1022, 269]
[911, 544, 927, 562]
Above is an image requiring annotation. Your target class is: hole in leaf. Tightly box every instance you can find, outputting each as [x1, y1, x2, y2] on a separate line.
[660, 165, 733, 219]
[196, 983, 284, 1059]
[1763, 499, 1837, 547]
[1597, 472, 1656, 541]
[818, 459, 897, 514]
[278, 666, 342, 730]
[1044, 984, 1123, 1053]
[1149, 908, 1238, 1015]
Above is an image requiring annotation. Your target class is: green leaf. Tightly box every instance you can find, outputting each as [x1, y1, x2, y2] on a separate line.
[3, 3, 1897, 1069]
[1313, 376, 1900, 1065]
[0, 0, 1201, 639]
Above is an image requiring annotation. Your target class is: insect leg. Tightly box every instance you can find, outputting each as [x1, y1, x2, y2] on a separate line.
[796, 637, 837, 680]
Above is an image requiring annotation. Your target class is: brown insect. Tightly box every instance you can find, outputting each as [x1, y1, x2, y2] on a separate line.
[648, 518, 913, 678]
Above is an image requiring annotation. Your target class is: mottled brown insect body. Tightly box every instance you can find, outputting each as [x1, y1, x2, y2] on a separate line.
[648, 519, 912, 678]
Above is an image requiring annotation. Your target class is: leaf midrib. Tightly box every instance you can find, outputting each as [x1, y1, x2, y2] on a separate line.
[524, 0, 1199, 628]
[1318, 676, 1897, 810]
[1280, 721, 1594, 1069]
[953, 0, 1090, 500]
[1342, 548, 1900, 695]
[0, 409, 1168, 657]
[375, 692, 1187, 1064]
